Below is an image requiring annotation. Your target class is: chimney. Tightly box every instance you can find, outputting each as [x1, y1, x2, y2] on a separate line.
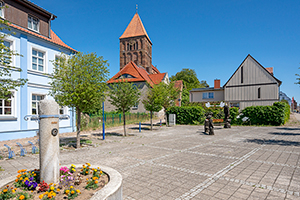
[266, 67, 273, 75]
[214, 79, 220, 89]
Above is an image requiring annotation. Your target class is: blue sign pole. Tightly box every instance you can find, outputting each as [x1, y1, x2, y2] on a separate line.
[102, 101, 105, 140]
[139, 122, 141, 132]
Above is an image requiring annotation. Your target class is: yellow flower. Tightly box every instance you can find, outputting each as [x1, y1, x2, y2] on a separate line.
[65, 190, 70, 194]
[86, 163, 91, 166]
[71, 164, 75, 167]
[94, 169, 97, 172]
[39, 194, 44, 199]
[54, 184, 56, 186]
[25, 177, 29, 181]
[71, 191, 75, 194]
[72, 168, 76, 172]
[95, 180, 98, 184]
[12, 189, 15, 193]
[17, 174, 21, 178]
[49, 183, 53, 186]
[57, 188, 60, 192]
[92, 177, 98, 180]
[76, 189, 80, 193]
[45, 192, 48, 194]
[50, 186, 55, 191]
[86, 178, 88, 180]
[52, 192, 56, 197]
[3, 189, 8, 193]
[70, 186, 73, 189]
[97, 167, 100, 169]
[85, 171, 88, 174]
[83, 165, 86, 168]
[19, 195, 25, 200]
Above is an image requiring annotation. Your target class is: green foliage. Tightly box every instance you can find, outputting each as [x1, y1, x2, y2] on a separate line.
[108, 80, 140, 135]
[229, 107, 239, 124]
[0, 19, 27, 100]
[142, 84, 163, 113]
[166, 106, 205, 124]
[170, 68, 208, 106]
[49, 52, 109, 113]
[170, 68, 208, 91]
[242, 102, 290, 125]
[296, 67, 300, 85]
[49, 52, 109, 147]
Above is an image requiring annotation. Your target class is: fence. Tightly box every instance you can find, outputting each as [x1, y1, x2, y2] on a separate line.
[81, 112, 150, 131]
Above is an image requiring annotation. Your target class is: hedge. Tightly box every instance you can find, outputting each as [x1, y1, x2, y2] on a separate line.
[166, 101, 290, 126]
[241, 102, 290, 126]
[166, 106, 205, 124]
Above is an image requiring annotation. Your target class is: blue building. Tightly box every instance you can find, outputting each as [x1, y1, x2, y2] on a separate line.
[0, 0, 76, 141]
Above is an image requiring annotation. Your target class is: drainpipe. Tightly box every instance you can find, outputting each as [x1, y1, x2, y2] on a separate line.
[48, 14, 53, 39]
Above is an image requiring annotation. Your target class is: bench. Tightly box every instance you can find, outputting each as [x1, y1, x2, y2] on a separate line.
[212, 119, 224, 126]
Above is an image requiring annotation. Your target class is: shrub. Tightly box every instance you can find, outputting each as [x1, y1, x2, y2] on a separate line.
[241, 101, 290, 126]
[166, 106, 205, 124]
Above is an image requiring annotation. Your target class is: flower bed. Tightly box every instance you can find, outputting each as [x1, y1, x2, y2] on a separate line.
[0, 163, 109, 200]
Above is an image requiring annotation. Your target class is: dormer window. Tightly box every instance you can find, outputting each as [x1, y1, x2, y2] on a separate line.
[0, 1, 4, 18]
[117, 74, 135, 79]
[28, 15, 39, 32]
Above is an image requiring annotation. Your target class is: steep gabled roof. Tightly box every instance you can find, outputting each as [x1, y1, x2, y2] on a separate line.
[119, 13, 151, 44]
[148, 73, 166, 84]
[223, 54, 282, 87]
[152, 65, 160, 74]
[107, 61, 155, 86]
[9, 23, 76, 52]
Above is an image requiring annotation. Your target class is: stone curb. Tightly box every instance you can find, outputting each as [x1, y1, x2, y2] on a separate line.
[0, 164, 122, 200]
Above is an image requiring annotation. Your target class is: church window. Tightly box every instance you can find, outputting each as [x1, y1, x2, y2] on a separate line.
[117, 74, 135, 79]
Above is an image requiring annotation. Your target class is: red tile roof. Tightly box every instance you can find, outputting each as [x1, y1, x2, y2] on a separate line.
[119, 13, 151, 43]
[9, 23, 76, 52]
[152, 65, 160, 74]
[107, 61, 166, 87]
[148, 73, 166, 84]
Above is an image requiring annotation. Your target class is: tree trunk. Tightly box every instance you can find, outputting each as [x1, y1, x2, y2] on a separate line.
[150, 111, 153, 131]
[123, 110, 126, 136]
[76, 107, 81, 148]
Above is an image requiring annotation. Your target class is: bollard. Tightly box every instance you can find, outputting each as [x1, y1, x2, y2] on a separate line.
[160, 119, 162, 127]
[139, 122, 141, 132]
[39, 99, 60, 184]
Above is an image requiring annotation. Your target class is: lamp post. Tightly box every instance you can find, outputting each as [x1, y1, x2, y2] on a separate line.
[102, 101, 105, 140]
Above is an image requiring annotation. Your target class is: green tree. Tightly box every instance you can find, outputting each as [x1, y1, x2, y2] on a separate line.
[0, 19, 27, 100]
[156, 82, 180, 126]
[142, 84, 163, 130]
[170, 68, 208, 105]
[296, 67, 300, 85]
[108, 80, 140, 136]
[49, 52, 109, 148]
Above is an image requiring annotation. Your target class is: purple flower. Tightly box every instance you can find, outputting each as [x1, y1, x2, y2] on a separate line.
[29, 177, 34, 181]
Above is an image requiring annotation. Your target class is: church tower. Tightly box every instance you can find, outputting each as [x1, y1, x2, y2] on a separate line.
[119, 13, 154, 74]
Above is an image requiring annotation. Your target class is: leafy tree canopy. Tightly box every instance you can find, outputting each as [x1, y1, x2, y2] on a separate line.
[108, 80, 140, 135]
[170, 68, 208, 91]
[0, 19, 27, 99]
[49, 52, 109, 148]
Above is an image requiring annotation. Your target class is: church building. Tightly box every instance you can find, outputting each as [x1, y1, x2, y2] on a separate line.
[106, 12, 170, 113]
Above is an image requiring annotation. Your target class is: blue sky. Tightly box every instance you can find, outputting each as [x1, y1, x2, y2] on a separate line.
[32, 0, 300, 104]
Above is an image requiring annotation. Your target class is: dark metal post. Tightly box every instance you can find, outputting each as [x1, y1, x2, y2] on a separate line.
[102, 101, 105, 140]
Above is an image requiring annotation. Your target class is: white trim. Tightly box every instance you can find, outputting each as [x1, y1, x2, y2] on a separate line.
[0, 1, 4, 19]
[28, 15, 39, 33]
[3, 38, 16, 67]
[0, 91, 16, 118]
[30, 92, 47, 115]
[30, 46, 47, 73]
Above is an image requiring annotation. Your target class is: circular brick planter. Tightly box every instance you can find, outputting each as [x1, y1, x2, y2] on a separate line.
[0, 164, 122, 200]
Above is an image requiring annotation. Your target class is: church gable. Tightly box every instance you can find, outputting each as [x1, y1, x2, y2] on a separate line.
[224, 54, 281, 87]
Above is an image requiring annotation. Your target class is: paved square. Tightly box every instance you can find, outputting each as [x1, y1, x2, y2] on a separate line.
[1, 125, 300, 199]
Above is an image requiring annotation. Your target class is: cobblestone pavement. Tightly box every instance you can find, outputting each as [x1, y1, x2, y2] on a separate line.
[1, 125, 300, 199]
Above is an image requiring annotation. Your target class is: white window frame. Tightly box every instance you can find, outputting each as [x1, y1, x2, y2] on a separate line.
[28, 15, 39, 32]
[31, 48, 46, 72]
[0, 91, 16, 117]
[31, 93, 46, 115]
[203, 92, 214, 99]
[59, 106, 68, 115]
[1, 39, 15, 66]
[0, 1, 5, 18]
